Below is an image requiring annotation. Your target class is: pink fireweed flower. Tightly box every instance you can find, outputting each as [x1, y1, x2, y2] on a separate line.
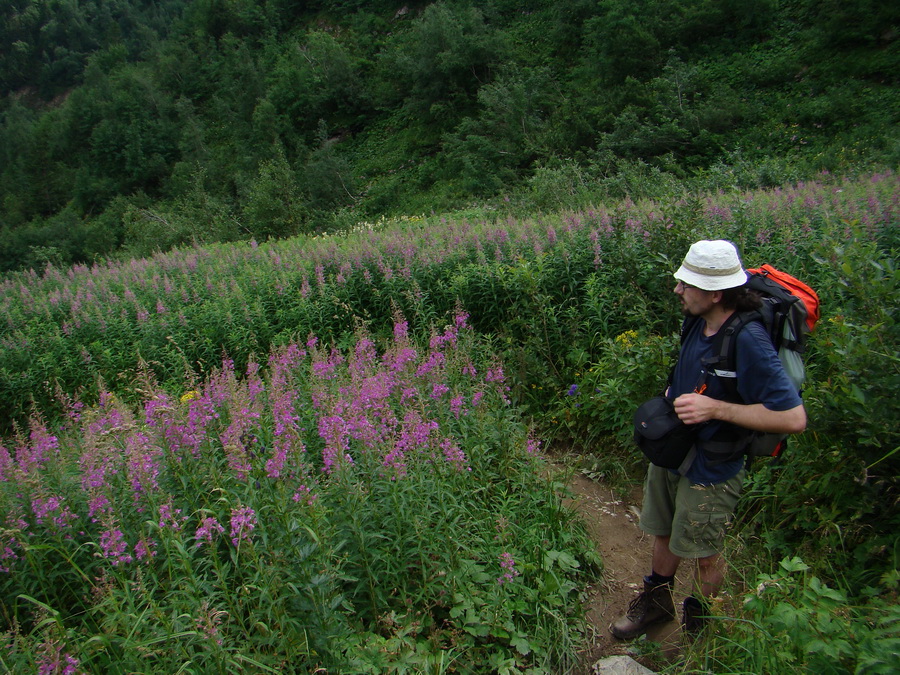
[195, 601, 226, 646]
[35, 638, 80, 675]
[385, 346, 418, 372]
[350, 337, 377, 379]
[229, 506, 257, 547]
[79, 446, 114, 491]
[17, 420, 59, 473]
[134, 536, 157, 561]
[194, 516, 224, 547]
[429, 331, 453, 351]
[87, 495, 112, 522]
[497, 552, 519, 585]
[382, 442, 407, 476]
[415, 351, 445, 377]
[32, 495, 61, 525]
[265, 436, 290, 478]
[126, 432, 162, 501]
[312, 349, 345, 380]
[440, 438, 470, 472]
[158, 502, 185, 531]
[292, 484, 317, 505]
[318, 415, 352, 474]
[143, 394, 175, 427]
[431, 383, 450, 399]
[100, 528, 133, 566]
[31, 492, 77, 531]
[315, 263, 326, 290]
[546, 226, 557, 245]
[449, 395, 465, 418]
[271, 391, 299, 436]
[220, 423, 256, 481]
[400, 387, 418, 405]
[1, 537, 20, 573]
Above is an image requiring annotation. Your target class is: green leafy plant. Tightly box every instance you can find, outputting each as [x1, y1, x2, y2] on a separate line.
[692, 557, 900, 674]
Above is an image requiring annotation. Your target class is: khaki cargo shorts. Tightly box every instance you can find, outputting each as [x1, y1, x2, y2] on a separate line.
[639, 464, 746, 559]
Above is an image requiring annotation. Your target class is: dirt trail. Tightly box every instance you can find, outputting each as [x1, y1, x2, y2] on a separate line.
[563, 471, 690, 673]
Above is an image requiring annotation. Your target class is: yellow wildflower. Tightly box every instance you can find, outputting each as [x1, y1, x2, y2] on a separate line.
[615, 330, 638, 348]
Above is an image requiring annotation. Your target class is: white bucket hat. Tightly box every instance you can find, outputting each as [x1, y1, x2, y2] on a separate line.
[674, 240, 748, 291]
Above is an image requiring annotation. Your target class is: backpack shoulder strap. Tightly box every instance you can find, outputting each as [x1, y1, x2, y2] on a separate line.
[702, 310, 762, 401]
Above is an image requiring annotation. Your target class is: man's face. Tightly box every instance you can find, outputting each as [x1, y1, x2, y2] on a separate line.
[674, 280, 715, 317]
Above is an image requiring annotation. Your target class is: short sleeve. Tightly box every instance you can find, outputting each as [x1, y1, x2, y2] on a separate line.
[734, 321, 804, 412]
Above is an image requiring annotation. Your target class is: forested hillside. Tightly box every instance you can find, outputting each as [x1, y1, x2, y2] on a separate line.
[1, 0, 898, 273]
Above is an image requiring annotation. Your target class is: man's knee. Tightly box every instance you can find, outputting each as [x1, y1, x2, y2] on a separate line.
[695, 553, 721, 573]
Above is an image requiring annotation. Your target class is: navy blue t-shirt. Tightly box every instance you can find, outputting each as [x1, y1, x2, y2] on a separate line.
[670, 318, 803, 484]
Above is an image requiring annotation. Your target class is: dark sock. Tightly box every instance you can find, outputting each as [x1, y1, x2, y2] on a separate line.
[645, 571, 675, 587]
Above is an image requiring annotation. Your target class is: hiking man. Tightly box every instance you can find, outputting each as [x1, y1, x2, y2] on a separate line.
[610, 239, 807, 639]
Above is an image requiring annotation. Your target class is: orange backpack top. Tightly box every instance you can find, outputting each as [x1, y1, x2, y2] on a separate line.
[747, 264, 820, 335]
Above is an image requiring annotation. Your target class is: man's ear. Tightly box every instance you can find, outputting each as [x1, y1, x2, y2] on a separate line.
[711, 289, 725, 305]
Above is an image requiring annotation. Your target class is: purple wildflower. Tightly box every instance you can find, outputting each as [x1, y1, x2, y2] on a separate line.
[134, 537, 157, 561]
[100, 528, 133, 566]
[415, 351, 445, 377]
[265, 436, 290, 478]
[195, 601, 226, 645]
[17, 418, 59, 473]
[386, 346, 418, 372]
[35, 638, 80, 675]
[319, 415, 352, 474]
[158, 502, 185, 532]
[449, 395, 465, 418]
[229, 506, 257, 547]
[194, 516, 224, 547]
[292, 484, 317, 505]
[497, 552, 520, 585]
[31, 495, 61, 525]
[126, 432, 162, 501]
[87, 495, 112, 522]
[440, 438, 470, 472]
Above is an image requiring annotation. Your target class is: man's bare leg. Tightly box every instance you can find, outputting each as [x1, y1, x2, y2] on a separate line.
[652, 535, 681, 577]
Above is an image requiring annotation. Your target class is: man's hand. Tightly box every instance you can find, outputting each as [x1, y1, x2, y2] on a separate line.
[673, 393, 719, 425]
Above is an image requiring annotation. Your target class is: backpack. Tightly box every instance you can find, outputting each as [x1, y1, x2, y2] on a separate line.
[683, 264, 820, 460]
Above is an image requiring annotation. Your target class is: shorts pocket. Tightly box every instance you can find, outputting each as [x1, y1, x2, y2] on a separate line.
[685, 510, 730, 557]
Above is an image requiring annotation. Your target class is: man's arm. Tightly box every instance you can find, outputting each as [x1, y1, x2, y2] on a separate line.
[673, 392, 807, 434]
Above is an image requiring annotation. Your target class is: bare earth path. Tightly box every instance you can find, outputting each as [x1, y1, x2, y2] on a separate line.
[563, 471, 688, 673]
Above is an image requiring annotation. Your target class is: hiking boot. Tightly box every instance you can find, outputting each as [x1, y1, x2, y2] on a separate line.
[681, 596, 709, 637]
[609, 579, 675, 640]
